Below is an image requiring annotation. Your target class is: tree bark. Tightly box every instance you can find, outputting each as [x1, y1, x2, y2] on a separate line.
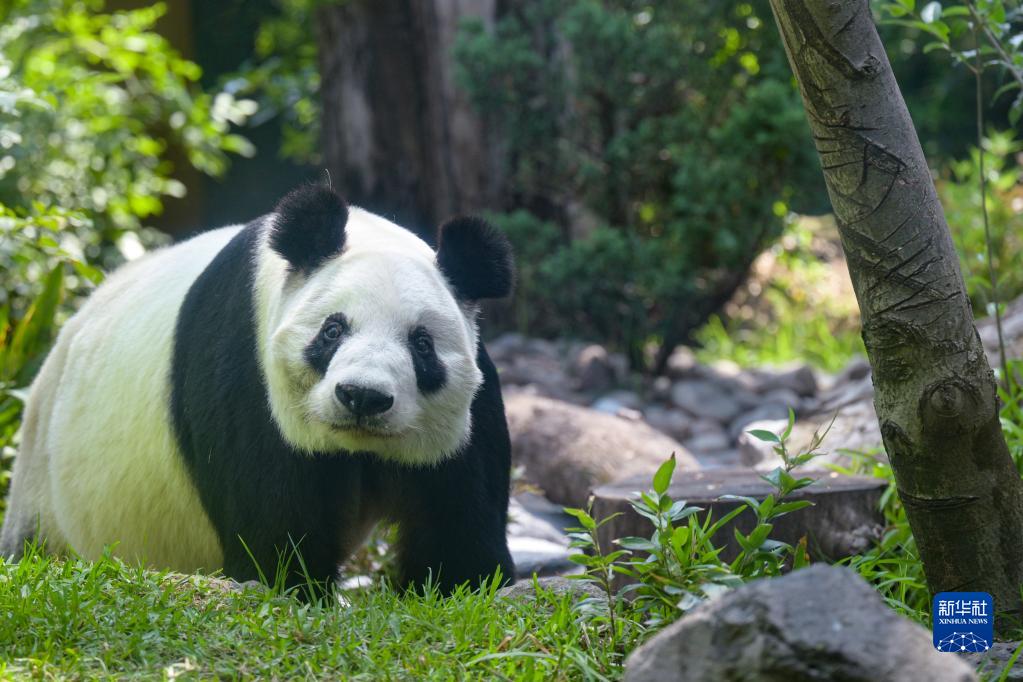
[316, 0, 503, 238]
[767, 0, 1023, 618]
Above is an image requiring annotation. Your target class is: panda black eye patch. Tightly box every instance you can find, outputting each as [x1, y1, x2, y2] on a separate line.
[409, 326, 446, 394]
[304, 313, 349, 375]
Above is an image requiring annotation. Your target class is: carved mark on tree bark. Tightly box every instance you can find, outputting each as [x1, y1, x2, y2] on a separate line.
[899, 489, 982, 511]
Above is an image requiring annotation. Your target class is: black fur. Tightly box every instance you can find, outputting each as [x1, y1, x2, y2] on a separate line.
[303, 313, 349, 376]
[436, 217, 514, 301]
[269, 184, 348, 273]
[408, 327, 446, 394]
[170, 219, 513, 593]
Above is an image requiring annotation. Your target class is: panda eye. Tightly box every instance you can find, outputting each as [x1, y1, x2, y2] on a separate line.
[411, 328, 434, 355]
[321, 319, 345, 342]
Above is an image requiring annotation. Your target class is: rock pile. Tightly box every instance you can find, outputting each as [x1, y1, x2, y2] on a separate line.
[490, 333, 881, 475]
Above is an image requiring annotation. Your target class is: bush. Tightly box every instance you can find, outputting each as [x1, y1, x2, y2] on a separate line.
[0, 0, 253, 519]
[939, 129, 1023, 317]
[455, 0, 826, 366]
[0, 0, 254, 316]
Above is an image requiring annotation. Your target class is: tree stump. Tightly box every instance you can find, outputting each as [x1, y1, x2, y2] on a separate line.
[591, 469, 887, 564]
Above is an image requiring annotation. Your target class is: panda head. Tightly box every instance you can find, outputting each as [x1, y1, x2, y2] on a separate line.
[254, 184, 513, 466]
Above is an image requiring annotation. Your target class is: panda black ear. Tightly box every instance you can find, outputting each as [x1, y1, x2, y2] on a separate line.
[269, 184, 349, 273]
[436, 217, 515, 301]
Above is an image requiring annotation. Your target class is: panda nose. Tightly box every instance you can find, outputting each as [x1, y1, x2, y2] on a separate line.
[335, 384, 394, 417]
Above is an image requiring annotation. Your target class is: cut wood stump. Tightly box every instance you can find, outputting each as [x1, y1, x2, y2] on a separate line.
[591, 469, 887, 564]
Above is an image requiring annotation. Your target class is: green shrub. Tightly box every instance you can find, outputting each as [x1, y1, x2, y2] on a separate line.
[455, 0, 825, 366]
[0, 0, 254, 316]
[940, 130, 1023, 317]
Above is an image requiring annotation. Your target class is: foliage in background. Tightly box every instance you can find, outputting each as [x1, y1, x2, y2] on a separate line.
[0, 0, 252, 518]
[694, 215, 866, 372]
[456, 0, 825, 367]
[942, 130, 1023, 317]
[222, 0, 321, 165]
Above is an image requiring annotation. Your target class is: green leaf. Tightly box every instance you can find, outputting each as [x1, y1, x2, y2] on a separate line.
[772, 500, 814, 517]
[747, 429, 781, 444]
[563, 507, 596, 531]
[747, 523, 773, 549]
[616, 536, 657, 551]
[653, 453, 676, 495]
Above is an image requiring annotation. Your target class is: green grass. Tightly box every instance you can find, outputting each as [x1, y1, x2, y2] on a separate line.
[0, 550, 630, 680]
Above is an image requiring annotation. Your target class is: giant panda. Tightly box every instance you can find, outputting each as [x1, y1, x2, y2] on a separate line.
[0, 184, 516, 592]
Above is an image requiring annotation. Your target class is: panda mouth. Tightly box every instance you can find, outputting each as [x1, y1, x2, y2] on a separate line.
[329, 419, 398, 439]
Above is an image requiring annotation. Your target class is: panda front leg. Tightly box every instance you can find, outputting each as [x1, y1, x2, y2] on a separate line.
[393, 352, 515, 593]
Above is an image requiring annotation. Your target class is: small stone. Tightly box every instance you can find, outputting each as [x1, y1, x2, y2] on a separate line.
[761, 387, 801, 412]
[753, 364, 818, 397]
[498, 576, 606, 601]
[487, 332, 527, 363]
[670, 380, 742, 423]
[643, 405, 692, 440]
[958, 641, 1023, 680]
[685, 429, 730, 454]
[574, 344, 617, 393]
[508, 537, 575, 578]
[729, 404, 791, 440]
[690, 418, 724, 436]
[665, 346, 699, 378]
[591, 390, 643, 415]
[691, 448, 742, 469]
[650, 376, 673, 401]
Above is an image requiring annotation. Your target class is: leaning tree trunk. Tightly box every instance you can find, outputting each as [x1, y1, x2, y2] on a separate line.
[768, 0, 1023, 617]
[316, 0, 503, 238]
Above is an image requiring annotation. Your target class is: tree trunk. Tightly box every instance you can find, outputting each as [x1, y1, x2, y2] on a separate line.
[767, 0, 1023, 618]
[316, 0, 503, 238]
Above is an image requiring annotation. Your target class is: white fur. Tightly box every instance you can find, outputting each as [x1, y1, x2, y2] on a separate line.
[256, 207, 483, 465]
[0, 227, 239, 569]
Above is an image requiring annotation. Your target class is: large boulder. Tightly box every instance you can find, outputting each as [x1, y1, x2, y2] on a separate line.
[624, 565, 977, 682]
[504, 392, 698, 507]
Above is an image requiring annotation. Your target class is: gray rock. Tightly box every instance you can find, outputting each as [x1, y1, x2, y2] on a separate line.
[691, 448, 742, 469]
[690, 418, 725, 436]
[729, 403, 791, 440]
[508, 496, 570, 546]
[761, 387, 802, 412]
[811, 375, 875, 414]
[574, 344, 617, 393]
[752, 364, 819, 397]
[643, 405, 692, 441]
[508, 536, 575, 578]
[671, 380, 742, 423]
[624, 565, 977, 682]
[504, 391, 699, 507]
[498, 576, 605, 601]
[665, 346, 699, 379]
[684, 429, 731, 454]
[591, 390, 643, 416]
[650, 376, 673, 402]
[487, 332, 527, 363]
[959, 641, 1023, 680]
